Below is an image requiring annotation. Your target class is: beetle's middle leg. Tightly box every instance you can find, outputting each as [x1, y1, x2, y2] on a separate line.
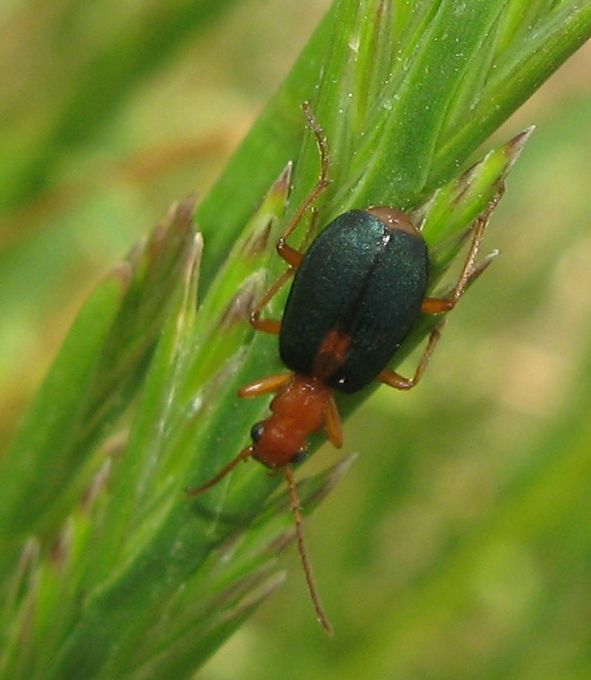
[252, 103, 330, 335]
[249, 267, 295, 334]
[276, 102, 331, 266]
[380, 189, 504, 389]
[378, 321, 444, 391]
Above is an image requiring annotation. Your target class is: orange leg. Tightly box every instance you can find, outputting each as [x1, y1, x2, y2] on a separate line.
[238, 372, 293, 398]
[276, 102, 331, 256]
[388, 191, 504, 388]
[381, 190, 504, 391]
[324, 395, 343, 448]
[422, 189, 504, 315]
[277, 242, 304, 268]
[249, 268, 294, 335]
[251, 103, 331, 333]
[276, 207, 322, 268]
[378, 322, 444, 391]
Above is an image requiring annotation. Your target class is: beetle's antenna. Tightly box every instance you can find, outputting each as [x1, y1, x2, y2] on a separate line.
[186, 447, 252, 496]
[284, 466, 334, 635]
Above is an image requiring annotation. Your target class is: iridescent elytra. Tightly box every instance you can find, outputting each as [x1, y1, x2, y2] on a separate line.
[188, 103, 501, 634]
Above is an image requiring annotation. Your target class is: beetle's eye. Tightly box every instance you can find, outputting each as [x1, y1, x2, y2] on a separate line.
[291, 448, 308, 465]
[250, 422, 265, 443]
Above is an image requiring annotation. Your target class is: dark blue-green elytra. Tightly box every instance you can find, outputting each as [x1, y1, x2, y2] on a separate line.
[279, 209, 429, 393]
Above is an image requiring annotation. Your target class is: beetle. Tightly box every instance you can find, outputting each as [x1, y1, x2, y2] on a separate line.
[188, 103, 501, 633]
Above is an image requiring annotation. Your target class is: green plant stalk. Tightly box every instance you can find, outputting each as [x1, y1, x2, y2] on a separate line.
[1, 0, 591, 678]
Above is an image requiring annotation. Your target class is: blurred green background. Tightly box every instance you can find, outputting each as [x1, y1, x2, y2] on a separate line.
[2, 1, 591, 678]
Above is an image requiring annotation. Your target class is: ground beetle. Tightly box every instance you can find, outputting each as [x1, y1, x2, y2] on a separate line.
[189, 103, 501, 633]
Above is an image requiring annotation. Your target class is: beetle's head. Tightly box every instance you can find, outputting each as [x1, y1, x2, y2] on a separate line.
[249, 419, 308, 468]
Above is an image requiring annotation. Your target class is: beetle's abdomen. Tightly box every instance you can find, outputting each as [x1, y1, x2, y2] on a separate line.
[279, 209, 428, 393]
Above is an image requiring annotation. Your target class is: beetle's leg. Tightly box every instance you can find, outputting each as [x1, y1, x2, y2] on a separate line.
[378, 322, 444, 391]
[252, 105, 330, 332]
[422, 189, 503, 315]
[276, 102, 331, 265]
[238, 372, 292, 397]
[252, 208, 322, 333]
[276, 207, 322, 270]
[387, 192, 504, 389]
[421, 214, 487, 314]
[249, 267, 295, 334]
[324, 395, 343, 448]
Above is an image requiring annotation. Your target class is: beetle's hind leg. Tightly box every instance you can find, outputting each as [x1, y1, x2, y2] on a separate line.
[324, 395, 343, 448]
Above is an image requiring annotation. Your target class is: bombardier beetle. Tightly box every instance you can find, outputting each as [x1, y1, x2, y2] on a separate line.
[188, 103, 501, 634]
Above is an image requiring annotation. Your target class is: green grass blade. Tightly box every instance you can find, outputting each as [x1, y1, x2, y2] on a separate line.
[0, 273, 125, 546]
[0, 199, 196, 553]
